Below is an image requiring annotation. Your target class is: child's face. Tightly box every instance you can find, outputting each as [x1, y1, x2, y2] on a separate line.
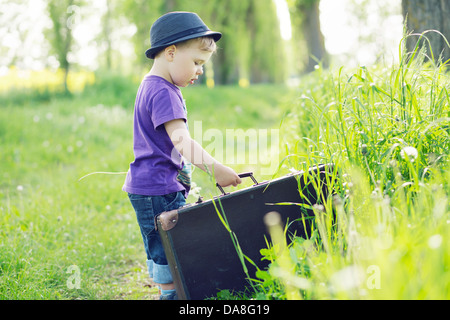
[167, 42, 213, 87]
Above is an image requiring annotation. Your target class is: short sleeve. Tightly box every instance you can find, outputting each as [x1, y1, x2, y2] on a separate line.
[150, 88, 187, 129]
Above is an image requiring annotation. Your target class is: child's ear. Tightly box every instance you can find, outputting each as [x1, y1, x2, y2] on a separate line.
[165, 45, 177, 61]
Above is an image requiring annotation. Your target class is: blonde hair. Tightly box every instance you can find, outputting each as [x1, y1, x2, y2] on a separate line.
[177, 36, 217, 53]
[154, 36, 217, 59]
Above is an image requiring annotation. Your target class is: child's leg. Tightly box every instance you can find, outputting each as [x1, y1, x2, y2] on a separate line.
[128, 191, 185, 298]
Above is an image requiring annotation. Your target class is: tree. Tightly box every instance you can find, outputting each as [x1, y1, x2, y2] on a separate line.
[288, 0, 328, 73]
[46, 0, 80, 93]
[121, 0, 165, 69]
[101, 0, 114, 70]
[248, 0, 286, 83]
[120, 0, 286, 84]
[209, 0, 286, 84]
[0, 0, 35, 68]
[402, 0, 450, 64]
[210, 0, 252, 84]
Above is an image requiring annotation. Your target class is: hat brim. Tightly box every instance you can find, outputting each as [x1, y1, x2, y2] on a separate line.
[145, 31, 222, 59]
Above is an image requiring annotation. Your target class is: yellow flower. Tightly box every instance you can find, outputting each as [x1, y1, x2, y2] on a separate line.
[238, 78, 250, 88]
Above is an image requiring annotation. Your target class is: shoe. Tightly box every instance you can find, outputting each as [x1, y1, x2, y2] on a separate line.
[159, 291, 178, 300]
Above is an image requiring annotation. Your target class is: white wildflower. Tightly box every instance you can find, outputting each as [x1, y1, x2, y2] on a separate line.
[428, 234, 442, 249]
[400, 146, 418, 162]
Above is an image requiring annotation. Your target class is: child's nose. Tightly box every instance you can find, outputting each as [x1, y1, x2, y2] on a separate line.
[197, 66, 203, 75]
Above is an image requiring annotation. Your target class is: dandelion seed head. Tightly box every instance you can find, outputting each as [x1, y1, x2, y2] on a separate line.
[428, 234, 442, 249]
[400, 146, 418, 162]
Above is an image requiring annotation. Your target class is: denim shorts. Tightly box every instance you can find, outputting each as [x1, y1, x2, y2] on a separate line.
[128, 191, 186, 284]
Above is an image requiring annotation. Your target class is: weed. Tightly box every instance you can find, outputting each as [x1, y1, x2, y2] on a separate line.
[245, 31, 450, 300]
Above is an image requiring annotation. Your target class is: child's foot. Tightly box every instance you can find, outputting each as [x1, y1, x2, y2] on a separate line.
[159, 290, 177, 300]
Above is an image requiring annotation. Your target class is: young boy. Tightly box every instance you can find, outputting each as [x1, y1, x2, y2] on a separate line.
[123, 12, 242, 300]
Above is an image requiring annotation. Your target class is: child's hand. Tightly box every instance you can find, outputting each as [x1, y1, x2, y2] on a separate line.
[214, 164, 242, 187]
[165, 120, 242, 188]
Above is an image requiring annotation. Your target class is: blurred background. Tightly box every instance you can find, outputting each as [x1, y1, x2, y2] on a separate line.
[0, 0, 406, 94]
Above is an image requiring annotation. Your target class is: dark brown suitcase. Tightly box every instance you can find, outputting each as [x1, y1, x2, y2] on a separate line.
[156, 164, 334, 300]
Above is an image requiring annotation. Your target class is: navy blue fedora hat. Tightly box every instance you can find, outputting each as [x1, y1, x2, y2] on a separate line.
[145, 12, 222, 59]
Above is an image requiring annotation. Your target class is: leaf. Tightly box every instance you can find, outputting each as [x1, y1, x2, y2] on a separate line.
[265, 202, 314, 211]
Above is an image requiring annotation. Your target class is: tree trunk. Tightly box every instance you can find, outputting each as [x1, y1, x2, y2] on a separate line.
[299, 0, 328, 73]
[103, 0, 113, 70]
[47, 0, 75, 94]
[402, 0, 450, 64]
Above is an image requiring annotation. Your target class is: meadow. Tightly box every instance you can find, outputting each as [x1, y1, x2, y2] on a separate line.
[0, 71, 291, 299]
[1, 47, 449, 300]
[250, 58, 450, 300]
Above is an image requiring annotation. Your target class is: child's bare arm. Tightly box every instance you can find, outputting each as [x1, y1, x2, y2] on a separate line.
[164, 119, 242, 187]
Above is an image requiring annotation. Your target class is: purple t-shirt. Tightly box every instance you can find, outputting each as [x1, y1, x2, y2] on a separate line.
[122, 75, 188, 196]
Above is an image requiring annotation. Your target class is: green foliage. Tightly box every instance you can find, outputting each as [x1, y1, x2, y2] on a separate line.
[119, 0, 286, 84]
[215, 38, 449, 300]
[0, 86, 64, 107]
[0, 97, 141, 299]
[46, 0, 77, 70]
[0, 82, 289, 299]
[82, 70, 140, 109]
[45, 0, 84, 93]
[2, 34, 449, 300]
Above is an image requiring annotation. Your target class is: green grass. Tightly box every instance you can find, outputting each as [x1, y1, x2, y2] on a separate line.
[0, 97, 145, 299]
[227, 42, 450, 300]
[0, 80, 290, 299]
[1, 38, 449, 299]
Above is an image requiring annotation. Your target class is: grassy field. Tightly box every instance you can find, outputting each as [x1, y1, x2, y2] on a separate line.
[246, 58, 450, 299]
[0, 75, 291, 300]
[1, 49, 449, 300]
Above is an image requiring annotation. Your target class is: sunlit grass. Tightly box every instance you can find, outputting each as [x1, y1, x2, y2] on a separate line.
[0, 96, 141, 299]
[241, 36, 450, 300]
[0, 79, 290, 299]
[1, 36, 448, 299]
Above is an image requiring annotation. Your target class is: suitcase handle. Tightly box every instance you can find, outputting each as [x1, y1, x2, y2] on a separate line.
[216, 172, 258, 195]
